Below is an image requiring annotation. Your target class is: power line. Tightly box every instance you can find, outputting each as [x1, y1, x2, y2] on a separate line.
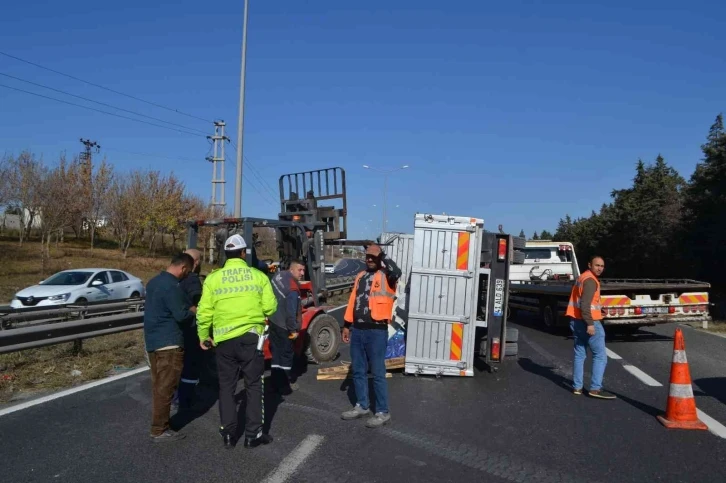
[94, 147, 276, 209]
[0, 50, 213, 124]
[104, 148, 201, 163]
[0, 72, 209, 136]
[245, 154, 279, 196]
[227, 141, 279, 204]
[0, 83, 206, 138]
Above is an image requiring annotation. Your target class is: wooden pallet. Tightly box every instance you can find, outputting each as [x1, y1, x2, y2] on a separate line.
[316, 357, 405, 381]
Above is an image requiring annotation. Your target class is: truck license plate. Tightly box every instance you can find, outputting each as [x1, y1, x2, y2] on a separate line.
[493, 279, 504, 317]
[644, 307, 668, 314]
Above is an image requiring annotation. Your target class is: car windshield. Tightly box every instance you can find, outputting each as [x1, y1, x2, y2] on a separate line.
[42, 271, 94, 286]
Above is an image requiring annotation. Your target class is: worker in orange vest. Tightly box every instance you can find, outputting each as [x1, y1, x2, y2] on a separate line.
[341, 243, 402, 428]
[564, 255, 616, 399]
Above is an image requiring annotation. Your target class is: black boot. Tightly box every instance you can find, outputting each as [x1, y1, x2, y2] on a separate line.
[220, 427, 237, 449]
[244, 433, 273, 449]
[223, 433, 236, 449]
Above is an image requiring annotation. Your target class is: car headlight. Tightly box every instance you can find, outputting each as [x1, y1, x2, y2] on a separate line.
[47, 293, 71, 302]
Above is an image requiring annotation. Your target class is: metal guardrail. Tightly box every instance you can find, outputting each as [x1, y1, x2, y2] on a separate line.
[0, 312, 144, 354]
[0, 280, 356, 355]
[1, 300, 145, 330]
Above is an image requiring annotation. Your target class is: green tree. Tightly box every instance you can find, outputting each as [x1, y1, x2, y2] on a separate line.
[554, 215, 576, 242]
[540, 230, 553, 239]
[605, 155, 685, 277]
[519, 229, 525, 238]
[682, 114, 726, 282]
[532, 231, 539, 240]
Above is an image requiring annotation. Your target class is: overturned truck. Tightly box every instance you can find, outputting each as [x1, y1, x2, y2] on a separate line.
[378, 215, 526, 376]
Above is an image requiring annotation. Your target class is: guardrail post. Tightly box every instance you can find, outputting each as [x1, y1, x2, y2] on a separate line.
[72, 310, 85, 355]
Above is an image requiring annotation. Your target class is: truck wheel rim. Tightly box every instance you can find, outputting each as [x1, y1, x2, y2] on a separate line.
[316, 327, 332, 353]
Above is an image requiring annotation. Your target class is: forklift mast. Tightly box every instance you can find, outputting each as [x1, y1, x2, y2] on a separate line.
[278, 167, 347, 241]
[186, 167, 352, 308]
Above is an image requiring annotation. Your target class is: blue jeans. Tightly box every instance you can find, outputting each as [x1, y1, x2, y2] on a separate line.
[350, 328, 389, 414]
[570, 319, 607, 391]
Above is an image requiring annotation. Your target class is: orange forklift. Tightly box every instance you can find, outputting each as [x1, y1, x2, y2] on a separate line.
[186, 167, 368, 364]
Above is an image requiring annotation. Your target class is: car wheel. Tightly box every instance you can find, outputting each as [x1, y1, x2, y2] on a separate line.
[130, 291, 140, 299]
[75, 298, 88, 306]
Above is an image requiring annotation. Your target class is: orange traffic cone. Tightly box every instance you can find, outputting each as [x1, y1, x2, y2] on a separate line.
[656, 328, 708, 430]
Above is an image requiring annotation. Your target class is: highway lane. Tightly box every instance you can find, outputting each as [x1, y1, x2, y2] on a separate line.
[1, 308, 725, 482]
[512, 313, 726, 436]
[329, 258, 365, 278]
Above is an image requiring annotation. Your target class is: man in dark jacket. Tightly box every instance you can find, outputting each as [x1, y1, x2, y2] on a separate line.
[143, 252, 196, 443]
[174, 248, 204, 410]
[269, 260, 305, 394]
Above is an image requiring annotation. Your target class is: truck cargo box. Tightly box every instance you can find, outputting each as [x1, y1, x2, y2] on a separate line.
[403, 214, 484, 377]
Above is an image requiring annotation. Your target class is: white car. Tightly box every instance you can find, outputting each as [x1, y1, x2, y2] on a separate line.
[10, 268, 145, 309]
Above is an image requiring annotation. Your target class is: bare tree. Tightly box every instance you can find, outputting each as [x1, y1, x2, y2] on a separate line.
[6, 151, 45, 245]
[86, 158, 114, 253]
[143, 171, 186, 254]
[36, 156, 83, 271]
[0, 154, 11, 207]
[107, 170, 155, 258]
[169, 193, 206, 251]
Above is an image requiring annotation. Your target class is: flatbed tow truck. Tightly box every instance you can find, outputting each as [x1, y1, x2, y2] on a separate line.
[508, 240, 712, 332]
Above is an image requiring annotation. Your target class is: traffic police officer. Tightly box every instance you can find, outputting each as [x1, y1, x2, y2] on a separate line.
[196, 234, 278, 449]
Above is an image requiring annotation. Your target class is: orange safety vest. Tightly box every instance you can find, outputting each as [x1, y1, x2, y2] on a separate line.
[344, 270, 397, 323]
[565, 270, 603, 321]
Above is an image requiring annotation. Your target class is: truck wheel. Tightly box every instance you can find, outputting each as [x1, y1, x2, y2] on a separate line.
[512, 250, 526, 264]
[541, 304, 557, 330]
[306, 314, 340, 364]
[505, 327, 519, 343]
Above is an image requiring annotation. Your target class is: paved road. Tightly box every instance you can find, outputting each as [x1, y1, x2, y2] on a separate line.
[328, 258, 365, 278]
[1, 309, 725, 482]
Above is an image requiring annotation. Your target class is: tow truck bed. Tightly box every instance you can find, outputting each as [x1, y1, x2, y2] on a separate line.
[510, 278, 711, 294]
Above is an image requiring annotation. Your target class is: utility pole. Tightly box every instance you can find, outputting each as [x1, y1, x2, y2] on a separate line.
[79, 138, 100, 188]
[234, 0, 250, 218]
[206, 121, 229, 216]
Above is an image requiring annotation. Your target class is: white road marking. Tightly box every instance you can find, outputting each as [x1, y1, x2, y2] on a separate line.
[0, 366, 149, 417]
[606, 348, 622, 360]
[621, 365, 663, 387]
[697, 409, 726, 439]
[260, 434, 325, 483]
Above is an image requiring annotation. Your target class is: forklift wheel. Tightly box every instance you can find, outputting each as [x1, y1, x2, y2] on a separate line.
[306, 314, 341, 363]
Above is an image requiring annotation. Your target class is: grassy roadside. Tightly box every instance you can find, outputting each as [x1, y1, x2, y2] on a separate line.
[0, 330, 146, 403]
[702, 320, 726, 334]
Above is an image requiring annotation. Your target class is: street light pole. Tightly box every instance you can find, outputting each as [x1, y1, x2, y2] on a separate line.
[363, 164, 409, 234]
[234, 0, 249, 218]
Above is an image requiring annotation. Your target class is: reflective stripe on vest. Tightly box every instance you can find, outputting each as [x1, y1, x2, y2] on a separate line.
[564, 270, 603, 321]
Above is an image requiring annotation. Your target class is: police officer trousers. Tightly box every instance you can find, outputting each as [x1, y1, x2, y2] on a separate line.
[215, 331, 265, 440]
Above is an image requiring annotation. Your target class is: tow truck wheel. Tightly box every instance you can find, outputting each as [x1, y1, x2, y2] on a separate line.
[306, 314, 340, 363]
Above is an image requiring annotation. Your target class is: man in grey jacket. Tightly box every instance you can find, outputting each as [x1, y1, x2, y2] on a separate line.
[269, 260, 305, 394]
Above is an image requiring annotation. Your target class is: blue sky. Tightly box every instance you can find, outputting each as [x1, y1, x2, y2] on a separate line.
[1, 0, 724, 240]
